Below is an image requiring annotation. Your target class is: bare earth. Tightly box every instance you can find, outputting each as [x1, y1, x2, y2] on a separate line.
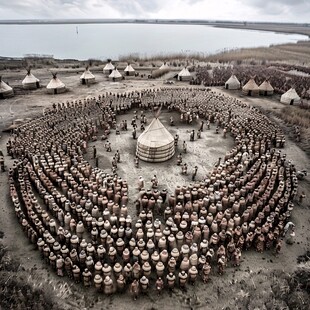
[0, 69, 310, 309]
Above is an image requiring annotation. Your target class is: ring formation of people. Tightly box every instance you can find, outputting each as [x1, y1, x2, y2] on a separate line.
[7, 87, 298, 299]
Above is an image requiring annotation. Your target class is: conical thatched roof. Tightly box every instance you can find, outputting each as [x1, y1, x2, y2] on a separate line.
[80, 68, 95, 80]
[109, 68, 122, 80]
[104, 61, 115, 71]
[46, 74, 66, 94]
[178, 67, 191, 77]
[22, 71, 40, 85]
[136, 117, 175, 162]
[242, 78, 259, 96]
[225, 74, 240, 90]
[0, 77, 14, 98]
[124, 64, 135, 72]
[159, 62, 169, 70]
[280, 88, 301, 104]
[259, 80, 274, 95]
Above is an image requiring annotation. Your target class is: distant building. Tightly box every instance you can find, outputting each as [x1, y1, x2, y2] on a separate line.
[225, 74, 240, 90]
[80, 67, 95, 84]
[124, 64, 135, 76]
[109, 68, 122, 81]
[0, 77, 14, 99]
[22, 69, 40, 89]
[103, 61, 115, 74]
[242, 78, 259, 96]
[46, 74, 66, 94]
[177, 67, 191, 81]
[280, 88, 301, 105]
[259, 80, 274, 96]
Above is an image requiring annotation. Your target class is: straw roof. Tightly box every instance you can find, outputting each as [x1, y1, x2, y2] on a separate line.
[280, 88, 301, 104]
[47, 75, 65, 90]
[159, 62, 169, 70]
[22, 71, 39, 85]
[243, 78, 259, 91]
[178, 67, 191, 77]
[136, 117, 175, 162]
[124, 64, 135, 72]
[104, 61, 115, 71]
[0, 79, 13, 94]
[109, 68, 122, 79]
[225, 74, 240, 89]
[259, 80, 274, 92]
[80, 68, 95, 80]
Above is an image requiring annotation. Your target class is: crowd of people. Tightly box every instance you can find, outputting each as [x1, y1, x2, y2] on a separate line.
[6, 88, 299, 297]
[195, 64, 310, 100]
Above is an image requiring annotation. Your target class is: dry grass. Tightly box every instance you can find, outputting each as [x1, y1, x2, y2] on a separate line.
[278, 106, 310, 129]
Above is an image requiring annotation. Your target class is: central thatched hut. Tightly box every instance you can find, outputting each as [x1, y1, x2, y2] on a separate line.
[225, 74, 240, 90]
[136, 117, 175, 162]
[22, 69, 40, 89]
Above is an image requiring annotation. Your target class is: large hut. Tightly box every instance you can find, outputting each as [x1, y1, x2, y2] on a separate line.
[109, 68, 122, 81]
[22, 69, 40, 89]
[136, 117, 175, 162]
[0, 77, 14, 99]
[103, 61, 115, 74]
[177, 67, 191, 81]
[280, 88, 301, 105]
[225, 74, 240, 90]
[259, 80, 274, 96]
[80, 67, 95, 84]
[124, 64, 135, 76]
[46, 73, 66, 94]
[242, 78, 259, 96]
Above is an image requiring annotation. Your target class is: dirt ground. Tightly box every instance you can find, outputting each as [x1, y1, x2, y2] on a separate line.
[0, 69, 309, 309]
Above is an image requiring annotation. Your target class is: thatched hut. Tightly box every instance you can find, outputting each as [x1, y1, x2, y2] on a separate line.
[225, 75, 240, 90]
[46, 73, 66, 94]
[80, 67, 95, 84]
[0, 77, 14, 99]
[259, 80, 274, 96]
[242, 78, 259, 96]
[136, 117, 175, 162]
[109, 68, 122, 81]
[22, 69, 40, 89]
[177, 67, 191, 81]
[103, 61, 115, 74]
[280, 88, 301, 105]
[124, 64, 135, 76]
[159, 62, 170, 70]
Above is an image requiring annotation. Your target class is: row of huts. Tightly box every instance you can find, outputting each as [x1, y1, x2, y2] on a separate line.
[225, 74, 301, 105]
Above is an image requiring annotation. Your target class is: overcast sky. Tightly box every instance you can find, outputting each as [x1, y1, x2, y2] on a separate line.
[0, 0, 309, 23]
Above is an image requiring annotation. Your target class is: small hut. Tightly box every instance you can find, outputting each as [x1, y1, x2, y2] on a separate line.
[109, 68, 122, 81]
[22, 69, 40, 89]
[242, 78, 259, 96]
[103, 61, 115, 74]
[159, 62, 169, 70]
[259, 80, 274, 96]
[177, 67, 191, 81]
[280, 88, 301, 105]
[80, 67, 95, 84]
[136, 117, 175, 162]
[0, 77, 14, 99]
[46, 73, 66, 94]
[124, 64, 135, 76]
[225, 74, 240, 90]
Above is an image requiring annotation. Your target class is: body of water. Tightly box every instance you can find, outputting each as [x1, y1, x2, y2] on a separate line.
[0, 23, 306, 60]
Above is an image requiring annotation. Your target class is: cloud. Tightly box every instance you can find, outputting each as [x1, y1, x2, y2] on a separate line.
[0, 0, 309, 22]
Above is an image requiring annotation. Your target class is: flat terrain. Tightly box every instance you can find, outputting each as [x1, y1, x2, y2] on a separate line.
[0, 67, 310, 309]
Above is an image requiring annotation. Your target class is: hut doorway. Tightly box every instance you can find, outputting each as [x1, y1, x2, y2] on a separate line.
[0, 94, 3, 99]
[81, 78, 86, 85]
[248, 90, 252, 96]
[290, 99, 294, 105]
[264, 91, 267, 96]
[126, 72, 129, 76]
[36, 81, 40, 88]
[225, 84, 228, 89]
[54, 89, 57, 95]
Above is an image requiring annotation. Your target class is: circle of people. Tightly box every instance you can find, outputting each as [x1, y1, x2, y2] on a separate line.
[7, 87, 298, 298]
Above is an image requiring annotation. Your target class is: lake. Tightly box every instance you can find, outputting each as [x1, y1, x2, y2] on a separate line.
[0, 23, 306, 60]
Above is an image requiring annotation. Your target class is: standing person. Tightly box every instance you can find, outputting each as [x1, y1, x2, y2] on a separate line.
[192, 166, 198, 181]
[177, 153, 182, 166]
[151, 175, 158, 188]
[183, 141, 187, 154]
[132, 128, 137, 139]
[115, 150, 120, 163]
[0, 152, 5, 172]
[93, 146, 97, 159]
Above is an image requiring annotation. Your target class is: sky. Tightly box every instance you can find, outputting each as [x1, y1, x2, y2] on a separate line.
[0, 0, 309, 23]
